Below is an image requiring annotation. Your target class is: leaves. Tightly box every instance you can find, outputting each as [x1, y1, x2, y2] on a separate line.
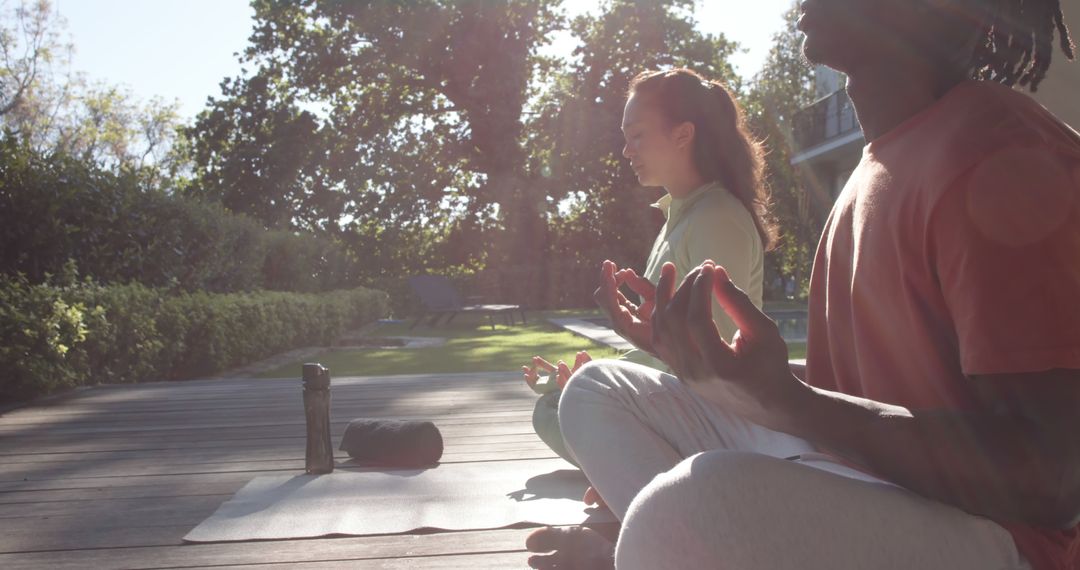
[186, 0, 817, 306]
[538, 0, 740, 275]
[0, 276, 390, 403]
[0, 1, 187, 178]
[0, 135, 360, 293]
[744, 3, 819, 299]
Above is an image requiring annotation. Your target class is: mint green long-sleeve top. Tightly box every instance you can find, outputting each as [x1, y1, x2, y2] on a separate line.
[620, 180, 765, 370]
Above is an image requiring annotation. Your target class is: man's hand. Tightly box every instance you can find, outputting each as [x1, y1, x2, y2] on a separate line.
[650, 264, 1080, 528]
[652, 261, 808, 425]
[593, 260, 658, 356]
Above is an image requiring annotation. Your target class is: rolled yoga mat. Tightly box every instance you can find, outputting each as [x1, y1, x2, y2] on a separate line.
[339, 418, 444, 467]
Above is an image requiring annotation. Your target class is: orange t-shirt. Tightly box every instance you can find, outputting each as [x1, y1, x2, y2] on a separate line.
[805, 80, 1080, 569]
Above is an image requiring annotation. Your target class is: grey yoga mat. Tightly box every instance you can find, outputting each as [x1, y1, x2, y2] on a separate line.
[184, 459, 611, 543]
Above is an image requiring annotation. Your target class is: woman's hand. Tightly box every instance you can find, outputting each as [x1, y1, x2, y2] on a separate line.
[593, 260, 658, 356]
[652, 261, 808, 427]
[522, 351, 593, 390]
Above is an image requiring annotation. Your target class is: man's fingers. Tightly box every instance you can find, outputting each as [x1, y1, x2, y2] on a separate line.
[711, 265, 777, 340]
[653, 265, 699, 367]
[654, 263, 677, 313]
[689, 265, 734, 372]
[615, 290, 639, 315]
[610, 293, 638, 332]
[663, 266, 705, 373]
[617, 268, 656, 299]
[651, 262, 679, 356]
[593, 260, 620, 315]
[618, 268, 657, 318]
[667, 265, 701, 325]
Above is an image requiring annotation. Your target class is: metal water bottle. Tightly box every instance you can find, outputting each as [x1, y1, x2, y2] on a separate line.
[302, 363, 334, 474]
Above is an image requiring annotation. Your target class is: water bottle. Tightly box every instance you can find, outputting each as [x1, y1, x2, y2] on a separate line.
[302, 363, 334, 474]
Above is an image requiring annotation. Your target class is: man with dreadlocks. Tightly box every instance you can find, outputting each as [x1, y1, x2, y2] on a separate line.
[524, 0, 1080, 568]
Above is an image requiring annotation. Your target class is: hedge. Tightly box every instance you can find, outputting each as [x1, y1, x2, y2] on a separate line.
[0, 273, 389, 404]
[0, 136, 361, 293]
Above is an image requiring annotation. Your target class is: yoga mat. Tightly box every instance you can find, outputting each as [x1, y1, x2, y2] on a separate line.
[184, 459, 611, 543]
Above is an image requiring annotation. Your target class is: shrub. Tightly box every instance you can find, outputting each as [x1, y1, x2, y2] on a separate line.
[0, 276, 389, 404]
[0, 137, 361, 293]
[0, 273, 92, 402]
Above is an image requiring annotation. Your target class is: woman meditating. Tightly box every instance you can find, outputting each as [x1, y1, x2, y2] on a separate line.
[529, 0, 1080, 567]
[522, 68, 776, 470]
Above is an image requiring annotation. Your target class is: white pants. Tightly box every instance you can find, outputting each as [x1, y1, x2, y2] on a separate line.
[558, 360, 1031, 570]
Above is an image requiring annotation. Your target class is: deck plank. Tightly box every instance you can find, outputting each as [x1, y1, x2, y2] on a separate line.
[0, 372, 559, 567]
[0, 528, 535, 567]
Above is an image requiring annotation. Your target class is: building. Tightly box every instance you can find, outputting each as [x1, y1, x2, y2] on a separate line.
[792, 7, 1080, 219]
[790, 66, 862, 214]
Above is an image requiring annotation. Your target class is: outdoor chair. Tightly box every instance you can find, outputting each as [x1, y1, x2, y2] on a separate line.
[407, 275, 526, 330]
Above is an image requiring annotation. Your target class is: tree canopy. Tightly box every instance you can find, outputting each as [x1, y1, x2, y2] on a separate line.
[2, 0, 815, 307]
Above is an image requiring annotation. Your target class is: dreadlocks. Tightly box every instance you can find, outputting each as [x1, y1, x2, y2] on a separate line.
[970, 0, 1076, 91]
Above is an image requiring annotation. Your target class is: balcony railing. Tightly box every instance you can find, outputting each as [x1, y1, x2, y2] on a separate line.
[792, 89, 860, 153]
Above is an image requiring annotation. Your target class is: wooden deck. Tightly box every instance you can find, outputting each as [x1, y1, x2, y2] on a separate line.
[0, 372, 558, 569]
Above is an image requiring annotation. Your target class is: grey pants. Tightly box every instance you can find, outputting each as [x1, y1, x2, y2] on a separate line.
[532, 390, 578, 467]
[558, 360, 1031, 570]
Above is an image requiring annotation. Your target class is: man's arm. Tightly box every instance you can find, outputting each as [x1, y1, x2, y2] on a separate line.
[782, 369, 1080, 529]
[651, 262, 1080, 529]
[789, 361, 807, 382]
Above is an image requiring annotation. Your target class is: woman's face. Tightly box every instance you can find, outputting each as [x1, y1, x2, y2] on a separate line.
[621, 93, 692, 189]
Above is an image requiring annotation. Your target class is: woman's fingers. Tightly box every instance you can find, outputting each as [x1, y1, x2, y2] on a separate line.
[556, 361, 572, 388]
[522, 365, 538, 387]
[574, 351, 592, 370]
[533, 356, 558, 373]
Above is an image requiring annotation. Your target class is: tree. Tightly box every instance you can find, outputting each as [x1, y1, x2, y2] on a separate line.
[188, 1, 813, 308]
[188, 0, 563, 276]
[184, 71, 329, 230]
[536, 0, 740, 282]
[744, 2, 819, 299]
[0, 0, 68, 117]
[0, 0, 184, 177]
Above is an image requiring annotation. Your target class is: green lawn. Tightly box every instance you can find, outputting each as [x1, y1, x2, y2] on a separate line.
[257, 310, 623, 378]
[259, 308, 809, 379]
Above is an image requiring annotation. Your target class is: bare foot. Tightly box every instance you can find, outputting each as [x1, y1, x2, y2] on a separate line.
[583, 486, 607, 510]
[526, 526, 615, 569]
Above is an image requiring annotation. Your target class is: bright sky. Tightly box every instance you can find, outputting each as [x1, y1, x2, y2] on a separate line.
[55, 0, 794, 122]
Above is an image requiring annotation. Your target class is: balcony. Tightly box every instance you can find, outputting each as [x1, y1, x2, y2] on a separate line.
[792, 89, 862, 160]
